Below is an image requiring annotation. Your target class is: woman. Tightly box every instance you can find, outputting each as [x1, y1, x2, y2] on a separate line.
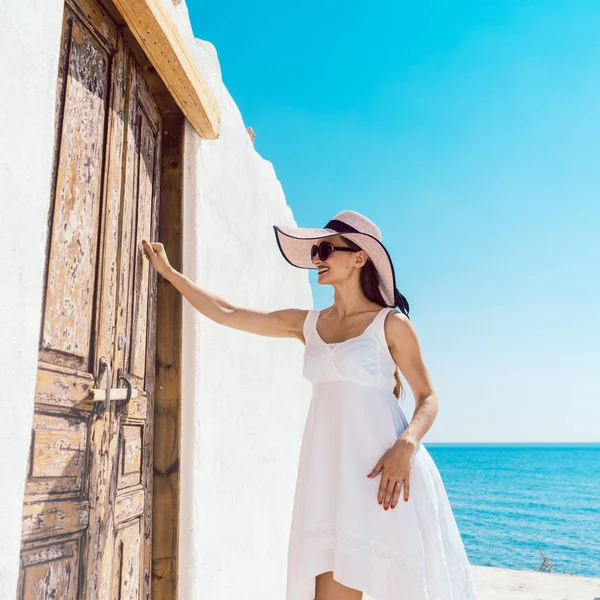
[141, 209, 478, 600]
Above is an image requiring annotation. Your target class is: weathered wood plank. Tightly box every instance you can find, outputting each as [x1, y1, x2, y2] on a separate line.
[19, 540, 80, 600]
[109, 57, 162, 600]
[118, 424, 143, 488]
[151, 114, 184, 600]
[81, 27, 128, 600]
[115, 488, 145, 523]
[40, 9, 111, 368]
[119, 393, 148, 420]
[65, 0, 117, 52]
[122, 425, 143, 475]
[93, 0, 129, 388]
[20, 4, 123, 598]
[111, 519, 142, 600]
[136, 67, 162, 132]
[111, 0, 221, 139]
[31, 429, 83, 479]
[26, 412, 88, 496]
[22, 500, 89, 540]
[141, 78, 163, 600]
[129, 110, 157, 382]
[34, 363, 95, 411]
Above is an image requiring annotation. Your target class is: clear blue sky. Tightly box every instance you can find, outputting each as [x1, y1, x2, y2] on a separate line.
[189, 1, 599, 442]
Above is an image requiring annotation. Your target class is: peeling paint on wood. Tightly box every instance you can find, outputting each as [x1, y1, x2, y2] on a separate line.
[41, 14, 110, 362]
[19, 0, 162, 598]
[21, 500, 89, 540]
[115, 489, 145, 524]
[34, 363, 95, 411]
[112, 520, 142, 599]
[26, 412, 87, 496]
[20, 540, 80, 600]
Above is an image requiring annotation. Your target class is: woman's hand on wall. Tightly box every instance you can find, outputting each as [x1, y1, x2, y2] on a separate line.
[141, 239, 173, 278]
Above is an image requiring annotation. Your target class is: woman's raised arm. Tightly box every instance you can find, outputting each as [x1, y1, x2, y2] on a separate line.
[141, 239, 307, 341]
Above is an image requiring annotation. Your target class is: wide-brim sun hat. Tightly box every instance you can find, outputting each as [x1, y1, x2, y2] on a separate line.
[273, 210, 408, 312]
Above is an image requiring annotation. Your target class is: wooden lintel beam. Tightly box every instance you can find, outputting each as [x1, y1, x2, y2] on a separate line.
[113, 0, 221, 139]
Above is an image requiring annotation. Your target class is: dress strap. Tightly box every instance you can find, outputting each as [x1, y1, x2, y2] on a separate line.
[302, 309, 318, 343]
[373, 307, 397, 361]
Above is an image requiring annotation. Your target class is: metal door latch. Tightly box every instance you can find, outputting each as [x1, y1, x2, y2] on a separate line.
[90, 379, 138, 401]
[91, 357, 138, 416]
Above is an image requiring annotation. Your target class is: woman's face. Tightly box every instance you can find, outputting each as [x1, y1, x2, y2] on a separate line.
[311, 235, 366, 285]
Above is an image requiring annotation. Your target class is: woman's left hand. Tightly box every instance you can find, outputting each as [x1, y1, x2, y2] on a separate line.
[367, 435, 417, 509]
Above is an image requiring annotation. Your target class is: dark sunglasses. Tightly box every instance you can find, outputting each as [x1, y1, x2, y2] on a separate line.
[310, 240, 357, 262]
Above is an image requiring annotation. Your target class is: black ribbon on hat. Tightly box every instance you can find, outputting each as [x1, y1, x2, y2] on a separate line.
[324, 219, 410, 316]
[325, 219, 360, 234]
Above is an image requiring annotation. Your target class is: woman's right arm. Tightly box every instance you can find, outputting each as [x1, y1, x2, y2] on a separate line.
[141, 239, 307, 342]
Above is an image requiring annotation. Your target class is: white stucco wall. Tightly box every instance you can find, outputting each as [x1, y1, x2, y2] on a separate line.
[0, 1, 65, 597]
[0, 0, 312, 597]
[169, 6, 314, 596]
[179, 112, 313, 597]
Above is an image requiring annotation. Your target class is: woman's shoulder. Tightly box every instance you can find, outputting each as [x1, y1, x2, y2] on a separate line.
[383, 308, 416, 347]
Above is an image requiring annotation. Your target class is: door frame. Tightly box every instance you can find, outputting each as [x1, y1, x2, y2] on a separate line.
[152, 114, 184, 600]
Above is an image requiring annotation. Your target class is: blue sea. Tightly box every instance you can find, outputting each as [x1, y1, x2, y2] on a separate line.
[425, 443, 600, 578]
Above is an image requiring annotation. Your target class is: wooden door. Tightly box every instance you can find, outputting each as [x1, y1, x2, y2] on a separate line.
[17, 0, 162, 598]
[104, 28, 162, 600]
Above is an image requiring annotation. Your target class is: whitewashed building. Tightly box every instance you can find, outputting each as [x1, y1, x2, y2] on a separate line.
[0, 0, 312, 598]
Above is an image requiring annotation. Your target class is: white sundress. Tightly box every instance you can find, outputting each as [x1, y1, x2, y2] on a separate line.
[286, 307, 479, 600]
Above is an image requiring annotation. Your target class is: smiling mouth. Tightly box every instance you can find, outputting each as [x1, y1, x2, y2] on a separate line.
[317, 268, 329, 275]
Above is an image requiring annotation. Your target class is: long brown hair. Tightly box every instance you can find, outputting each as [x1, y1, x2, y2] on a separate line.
[340, 235, 410, 402]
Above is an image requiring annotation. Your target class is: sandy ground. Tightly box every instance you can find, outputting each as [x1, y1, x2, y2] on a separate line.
[470, 565, 600, 600]
[359, 565, 600, 600]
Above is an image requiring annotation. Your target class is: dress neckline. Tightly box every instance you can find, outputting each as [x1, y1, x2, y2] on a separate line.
[314, 307, 389, 347]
